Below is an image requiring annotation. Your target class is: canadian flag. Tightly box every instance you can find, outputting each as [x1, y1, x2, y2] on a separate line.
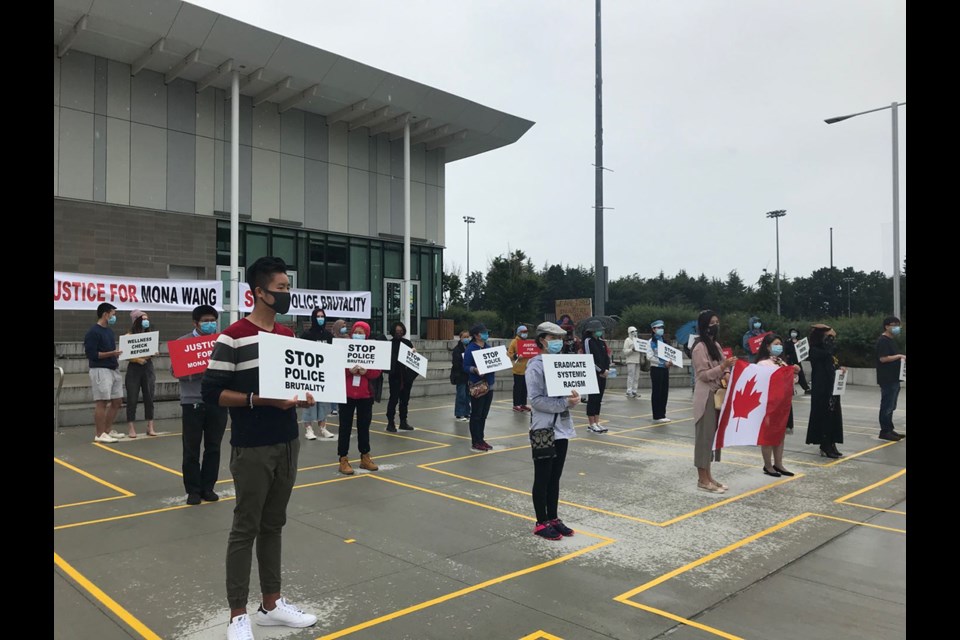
[713, 359, 794, 450]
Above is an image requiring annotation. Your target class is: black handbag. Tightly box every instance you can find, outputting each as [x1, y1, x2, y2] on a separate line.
[530, 427, 556, 460]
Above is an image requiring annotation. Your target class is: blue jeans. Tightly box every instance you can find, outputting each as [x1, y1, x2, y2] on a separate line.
[879, 382, 901, 434]
[455, 383, 472, 418]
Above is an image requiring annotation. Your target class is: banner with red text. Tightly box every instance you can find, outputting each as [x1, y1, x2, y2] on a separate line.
[54, 272, 222, 312]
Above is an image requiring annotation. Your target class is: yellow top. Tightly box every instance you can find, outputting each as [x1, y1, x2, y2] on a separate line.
[507, 337, 529, 375]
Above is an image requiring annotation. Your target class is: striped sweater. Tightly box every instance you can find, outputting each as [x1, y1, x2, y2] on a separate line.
[201, 318, 298, 447]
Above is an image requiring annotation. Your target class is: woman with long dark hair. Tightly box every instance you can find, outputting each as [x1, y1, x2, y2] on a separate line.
[124, 309, 157, 438]
[806, 324, 846, 458]
[298, 307, 336, 440]
[691, 310, 738, 493]
[386, 321, 418, 431]
[755, 333, 798, 476]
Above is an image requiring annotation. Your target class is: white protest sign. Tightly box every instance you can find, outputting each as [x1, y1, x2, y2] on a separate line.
[54, 272, 222, 312]
[119, 331, 159, 361]
[333, 338, 392, 370]
[399, 342, 428, 377]
[657, 341, 684, 367]
[474, 345, 513, 375]
[687, 334, 698, 349]
[258, 332, 347, 403]
[794, 338, 810, 362]
[238, 283, 371, 319]
[899, 358, 906, 382]
[634, 338, 651, 354]
[832, 369, 847, 396]
[542, 355, 600, 397]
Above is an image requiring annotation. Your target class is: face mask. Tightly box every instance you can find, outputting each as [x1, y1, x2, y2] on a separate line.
[262, 290, 291, 315]
[395, 330, 405, 338]
[519, 333, 528, 339]
[771, 345, 784, 357]
[595, 331, 604, 338]
[200, 321, 218, 335]
[339, 327, 348, 335]
[629, 331, 637, 337]
[352, 333, 366, 341]
[107, 315, 117, 326]
[707, 324, 719, 337]
[753, 322, 762, 330]
[790, 332, 798, 339]
[891, 326, 901, 336]
[824, 336, 836, 350]
[655, 328, 664, 337]
[480, 332, 490, 341]
[547, 339, 564, 354]
[461, 337, 471, 344]
[141, 320, 150, 329]
[315, 316, 325, 326]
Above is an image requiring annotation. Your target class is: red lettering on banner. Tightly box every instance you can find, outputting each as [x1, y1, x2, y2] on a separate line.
[96, 283, 106, 301]
[244, 290, 255, 307]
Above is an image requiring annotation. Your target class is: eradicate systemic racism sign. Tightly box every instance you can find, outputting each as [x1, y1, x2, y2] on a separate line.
[118, 332, 159, 361]
[238, 284, 370, 319]
[54, 272, 222, 312]
[168, 333, 220, 378]
[258, 332, 348, 403]
[541, 355, 601, 397]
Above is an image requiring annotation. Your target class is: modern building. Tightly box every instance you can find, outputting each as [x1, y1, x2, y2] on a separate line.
[54, 0, 533, 340]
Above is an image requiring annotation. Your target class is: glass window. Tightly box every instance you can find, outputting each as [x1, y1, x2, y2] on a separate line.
[272, 229, 296, 269]
[245, 230, 268, 267]
[350, 243, 370, 291]
[370, 242, 383, 330]
[326, 237, 348, 290]
[384, 245, 402, 279]
[420, 251, 432, 316]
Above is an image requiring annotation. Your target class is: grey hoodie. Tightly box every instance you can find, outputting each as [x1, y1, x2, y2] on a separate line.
[524, 355, 577, 440]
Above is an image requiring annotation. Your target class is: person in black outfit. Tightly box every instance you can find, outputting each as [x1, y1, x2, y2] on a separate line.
[876, 316, 906, 441]
[782, 327, 811, 394]
[298, 307, 336, 440]
[805, 324, 845, 458]
[451, 330, 472, 422]
[386, 321, 417, 431]
[582, 321, 610, 433]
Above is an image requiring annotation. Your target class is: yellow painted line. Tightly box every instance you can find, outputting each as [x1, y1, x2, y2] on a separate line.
[841, 502, 907, 515]
[54, 552, 162, 640]
[92, 443, 182, 477]
[404, 403, 455, 412]
[54, 457, 135, 497]
[602, 434, 828, 469]
[835, 469, 906, 504]
[293, 444, 449, 474]
[370, 474, 538, 523]
[810, 513, 906, 534]
[486, 432, 534, 441]
[420, 445, 530, 468]
[841, 403, 906, 412]
[55, 495, 132, 510]
[294, 475, 369, 490]
[657, 474, 805, 527]
[580, 437, 756, 469]
[615, 600, 743, 640]
[366, 424, 451, 445]
[407, 427, 473, 441]
[820, 440, 900, 467]
[344, 539, 356, 544]
[519, 632, 565, 640]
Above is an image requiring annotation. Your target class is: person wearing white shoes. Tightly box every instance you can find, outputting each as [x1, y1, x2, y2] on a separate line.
[298, 307, 336, 440]
[648, 320, 673, 424]
[84, 302, 124, 443]
[621, 326, 645, 399]
[201, 257, 318, 638]
[582, 321, 610, 433]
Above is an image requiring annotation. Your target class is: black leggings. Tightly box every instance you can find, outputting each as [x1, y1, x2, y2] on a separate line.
[586, 376, 607, 417]
[337, 397, 373, 458]
[513, 374, 528, 406]
[532, 438, 569, 523]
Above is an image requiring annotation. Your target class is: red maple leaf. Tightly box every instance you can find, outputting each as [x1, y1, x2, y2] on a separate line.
[732, 375, 763, 431]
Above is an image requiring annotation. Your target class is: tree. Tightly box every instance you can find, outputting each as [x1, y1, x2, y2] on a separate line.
[484, 250, 543, 326]
[464, 270, 486, 311]
[441, 268, 464, 307]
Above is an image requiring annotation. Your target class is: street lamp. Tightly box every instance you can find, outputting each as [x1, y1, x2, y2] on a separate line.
[825, 101, 905, 318]
[766, 209, 786, 316]
[463, 216, 475, 298]
[842, 276, 854, 317]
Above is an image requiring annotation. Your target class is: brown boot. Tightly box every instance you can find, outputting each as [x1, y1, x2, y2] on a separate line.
[359, 453, 379, 471]
[338, 456, 354, 475]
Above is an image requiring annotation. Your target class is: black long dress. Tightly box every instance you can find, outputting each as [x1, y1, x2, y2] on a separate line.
[805, 345, 843, 445]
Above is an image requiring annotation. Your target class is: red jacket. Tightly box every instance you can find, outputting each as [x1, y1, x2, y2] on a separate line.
[345, 367, 382, 400]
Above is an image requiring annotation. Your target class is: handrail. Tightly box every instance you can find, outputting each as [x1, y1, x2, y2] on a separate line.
[54, 365, 65, 434]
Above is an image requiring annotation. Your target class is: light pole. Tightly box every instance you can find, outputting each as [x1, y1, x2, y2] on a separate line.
[463, 216, 475, 300]
[766, 209, 786, 316]
[825, 101, 905, 318]
[842, 276, 854, 317]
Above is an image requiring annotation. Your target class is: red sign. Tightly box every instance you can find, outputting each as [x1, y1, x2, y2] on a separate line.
[168, 333, 220, 378]
[722, 347, 734, 359]
[747, 332, 773, 354]
[517, 339, 540, 359]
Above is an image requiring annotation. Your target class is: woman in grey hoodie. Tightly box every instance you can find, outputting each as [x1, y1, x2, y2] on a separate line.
[525, 321, 583, 541]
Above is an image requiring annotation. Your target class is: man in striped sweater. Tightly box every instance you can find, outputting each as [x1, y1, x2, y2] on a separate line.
[202, 257, 318, 640]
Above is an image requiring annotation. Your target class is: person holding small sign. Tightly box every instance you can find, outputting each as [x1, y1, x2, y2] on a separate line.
[385, 321, 418, 432]
[201, 257, 319, 638]
[876, 316, 906, 442]
[298, 307, 336, 440]
[507, 325, 533, 412]
[806, 324, 846, 459]
[463, 323, 496, 452]
[175, 305, 229, 505]
[582, 321, 610, 433]
[648, 320, 673, 423]
[84, 302, 124, 443]
[742, 316, 765, 363]
[783, 328, 810, 394]
[337, 321, 383, 475]
[525, 321, 581, 541]
[124, 310, 158, 438]
[621, 326, 646, 400]
[451, 331, 472, 422]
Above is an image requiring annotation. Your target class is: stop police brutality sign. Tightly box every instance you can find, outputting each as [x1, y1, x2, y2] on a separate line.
[541, 355, 600, 397]
[258, 332, 347, 403]
[333, 338, 392, 370]
[473, 345, 514, 375]
[399, 342, 428, 377]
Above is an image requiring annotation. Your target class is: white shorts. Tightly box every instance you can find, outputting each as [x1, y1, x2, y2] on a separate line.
[89, 368, 123, 401]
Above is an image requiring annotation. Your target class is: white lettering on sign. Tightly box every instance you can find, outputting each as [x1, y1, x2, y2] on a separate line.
[542, 354, 601, 397]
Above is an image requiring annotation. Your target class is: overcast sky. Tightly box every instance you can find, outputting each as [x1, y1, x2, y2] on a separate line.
[193, 0, 906, 286]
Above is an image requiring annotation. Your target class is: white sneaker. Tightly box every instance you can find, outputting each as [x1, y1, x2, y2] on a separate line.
[95, 433, 119, 443]
[227, 613, 255, 640]
[330, 409, 338, 416]
[587, 424, 607, 434]
[108, 430, 125, 439]
[304, 425, 317, 440]
[319, 426, 336, 439]
[456, 416, 469, 422]
[656, 418, 672, 424]
[254, 597, 317, 628]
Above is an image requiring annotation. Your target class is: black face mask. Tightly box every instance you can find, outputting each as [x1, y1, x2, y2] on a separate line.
[262, 290, 291, 315]
[706, 325, 719, 337]
[823, 336, 836, 351]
